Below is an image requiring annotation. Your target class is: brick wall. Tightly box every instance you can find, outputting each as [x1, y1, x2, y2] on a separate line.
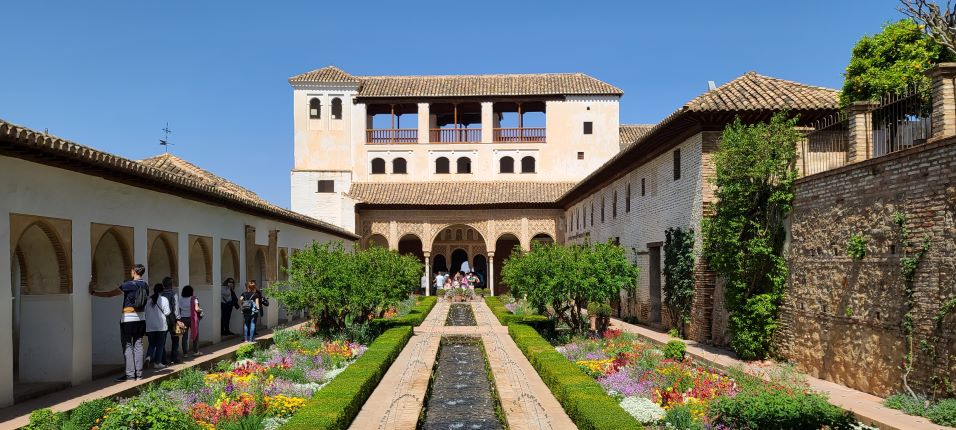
[777, 137, 956, 397]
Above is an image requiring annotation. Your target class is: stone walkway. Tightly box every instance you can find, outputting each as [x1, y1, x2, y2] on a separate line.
[0, 323, 303, 429]
[350, 300, 576, 430]
[610, 318, 953, 430]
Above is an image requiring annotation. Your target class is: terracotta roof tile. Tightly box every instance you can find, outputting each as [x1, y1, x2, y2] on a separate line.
[290, 66, 623, 97]
[685, 72, 838, 112]
[348, 182, 575, 206]
[0, 119, 358, 240]
[619, 124, 655, 150]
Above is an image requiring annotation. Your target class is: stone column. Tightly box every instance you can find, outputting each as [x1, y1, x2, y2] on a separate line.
[418, 103, 430, 144]
[927, 62, 956, 140]
[423, 251, 431, 296]
[488, 252, 495, 296]
[481, 101, 494, 143]
[847, 101, 879, 164]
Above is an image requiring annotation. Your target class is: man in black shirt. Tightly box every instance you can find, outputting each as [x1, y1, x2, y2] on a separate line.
[90, 263, 148, 381]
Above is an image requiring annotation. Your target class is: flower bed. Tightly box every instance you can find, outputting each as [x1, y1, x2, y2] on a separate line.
[25, 327, 367, 430]
[485, 296, 553, 334]
[557, 329, 854, 429]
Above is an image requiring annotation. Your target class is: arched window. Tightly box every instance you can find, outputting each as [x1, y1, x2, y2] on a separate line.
[371, 158, 386, 174]
[499, 156, 515, 173]
[392, 158, 407, 174]
[331, 97, 343, 120]
[436, 157, 450, 174]
[309, 98, 321, 119]
[457, 157, 472, 174]
[521, 156, 536, 173]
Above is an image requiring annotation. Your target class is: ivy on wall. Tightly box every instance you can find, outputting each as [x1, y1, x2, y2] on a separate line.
[702, 112, 801, 360]
[663, 227, 695, 338]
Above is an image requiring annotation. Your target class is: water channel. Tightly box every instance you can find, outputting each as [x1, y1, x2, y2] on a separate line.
[420, 336, 504, 430]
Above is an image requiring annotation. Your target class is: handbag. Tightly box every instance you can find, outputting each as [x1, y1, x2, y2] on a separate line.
[175, 320, 186, 336]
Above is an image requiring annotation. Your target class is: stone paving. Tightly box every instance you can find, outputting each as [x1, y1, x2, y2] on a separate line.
[350, 300, 577, 430]
[610, 318, 954, 430]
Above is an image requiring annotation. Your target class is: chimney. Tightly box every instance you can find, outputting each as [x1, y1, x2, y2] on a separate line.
[707, 81, 717, 91]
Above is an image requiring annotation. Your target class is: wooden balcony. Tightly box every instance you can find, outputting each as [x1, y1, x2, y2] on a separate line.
[493, 127, 546, 143]
[366, 129, 418, 144]
[429, 128, 481, 143]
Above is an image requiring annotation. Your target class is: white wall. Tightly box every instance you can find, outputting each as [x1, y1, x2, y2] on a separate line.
[0, 155, 352, 406]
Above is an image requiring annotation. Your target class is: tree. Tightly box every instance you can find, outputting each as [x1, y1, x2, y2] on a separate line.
[702, 112, 801, 360]
[900, 0, 956, 56]
[663, 227, 696, 338]
[268, 242, 420, 332]
[841, 19, 953, 104]
[502, 241, 638, 334]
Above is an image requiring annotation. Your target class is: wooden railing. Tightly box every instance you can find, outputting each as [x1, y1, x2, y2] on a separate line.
[493, 127, 546, 142]
[429, 128, 482, 143]
[366, 129, 418, 144]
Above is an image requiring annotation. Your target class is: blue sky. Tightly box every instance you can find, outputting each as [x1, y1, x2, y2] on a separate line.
[0, 0, 902, 207]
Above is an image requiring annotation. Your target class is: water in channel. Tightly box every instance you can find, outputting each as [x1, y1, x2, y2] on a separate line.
[420, 336, 504, 430]
[446, 303, 477, 326]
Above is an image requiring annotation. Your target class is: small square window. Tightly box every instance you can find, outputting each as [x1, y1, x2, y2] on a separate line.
[583, 122, 593, 135]
[317, 180, 334, 193]
[577, 151, 584, 160]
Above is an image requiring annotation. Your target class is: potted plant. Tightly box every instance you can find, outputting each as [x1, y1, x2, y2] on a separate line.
[588, 302, 613, 333]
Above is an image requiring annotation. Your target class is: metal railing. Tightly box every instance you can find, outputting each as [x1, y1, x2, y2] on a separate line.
[872, 85, 932, 157]
[801, 111, 849, 176]
[366, 128, 418, 144]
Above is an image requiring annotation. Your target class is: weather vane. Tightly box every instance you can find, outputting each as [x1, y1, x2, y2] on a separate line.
[160, 122, 173, 152]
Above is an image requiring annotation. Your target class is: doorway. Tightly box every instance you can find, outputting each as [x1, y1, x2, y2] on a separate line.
[450, 249, 469, 274]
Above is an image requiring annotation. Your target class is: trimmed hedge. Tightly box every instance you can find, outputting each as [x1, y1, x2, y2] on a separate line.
[370, 296, 437, 331]
[281, 325, 414, 430]
[508, 323, 642, 430]
[485, 296, 554, 335]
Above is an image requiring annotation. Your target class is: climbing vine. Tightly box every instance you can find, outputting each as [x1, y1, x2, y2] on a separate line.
[663, 227, 695, 338]
[702, 112, 801, 360]
[893, 210, 931, 400]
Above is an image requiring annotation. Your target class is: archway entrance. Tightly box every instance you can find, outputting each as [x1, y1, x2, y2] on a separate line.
[147, 231, 177, 284]
[473, 254, 487, 287]
[11, 219, 73, 391]
[432, 254, 448, 274]
[531, 233, 554, 244]
[221, 240, 243, 335]
[494, 233, 521, 295]
[450, 249, 469, 274]
[366, 234, 388, 249]
[91, 226, 133, 370]
[189, 236, 213, 343]
[431, 224, 486, 288]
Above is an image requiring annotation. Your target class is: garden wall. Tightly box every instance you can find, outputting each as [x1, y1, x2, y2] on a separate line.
[776, 136, 956, 397]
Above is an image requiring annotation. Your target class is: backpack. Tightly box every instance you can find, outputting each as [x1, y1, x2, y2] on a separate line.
[241, 296, 254, 314]
[133, 281, 149, 310]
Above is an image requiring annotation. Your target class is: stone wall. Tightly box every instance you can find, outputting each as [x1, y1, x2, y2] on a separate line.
[777, 137, 956, 397]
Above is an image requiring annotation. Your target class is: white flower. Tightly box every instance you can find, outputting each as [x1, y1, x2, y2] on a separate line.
[619, 396, 665, 424]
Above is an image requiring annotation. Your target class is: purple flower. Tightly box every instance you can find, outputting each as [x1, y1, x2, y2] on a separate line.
[585, 351, 609, 360]
[597, 368, 653, 397]
[306, 369, 325, 382]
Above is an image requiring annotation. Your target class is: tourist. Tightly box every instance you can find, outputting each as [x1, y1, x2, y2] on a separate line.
[240, 281, 261, 342]
[89, 263, 149, 382]
[435, 271, 446, 289]
[178, 285, 203, 357]
[161, 276, 182, 364]
[443, 278, 453, 290]
[220, 278, 238, 335]
[144, 283, 171, 370]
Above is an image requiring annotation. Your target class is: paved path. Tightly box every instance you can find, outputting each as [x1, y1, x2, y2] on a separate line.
[0, 323, 303, 429]
[350, 300, 577, 430]
[611, 318, 953, 430]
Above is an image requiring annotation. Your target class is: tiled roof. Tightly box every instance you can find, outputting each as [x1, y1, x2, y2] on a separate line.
[684, 72, 838, 112]
[619, 124, 655, 150]
[0, 119, 358, 240]
[348, 182, 576, 206]
[290, 66, 623, 97]
[140, 153, 269, 206]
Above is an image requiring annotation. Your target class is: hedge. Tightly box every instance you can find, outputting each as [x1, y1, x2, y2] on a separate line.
[508, 323, 641, 430]
[370, 296, 437, 331]
[485, 296, 554, 335]
[281, 325, 414, 429]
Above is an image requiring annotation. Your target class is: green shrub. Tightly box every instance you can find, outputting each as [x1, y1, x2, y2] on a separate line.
[926, 398, 956, 426]
[847, 233, 867, 260]
[99, 389, 200, 430]
[369, 296, 437, 332]
[272, 326, 307, 351]
[587, 302, 613, 317]
[217, 414, 266, 430]
[508, 323, 642, 429]
[64, 397, 116, 430]
[884, 393, 928, 416]
[158, 367, 206, 392]
[474, 288, 486, 296]
[663, 405, 702, 430]
[281, 326, 414, 430]
[24, 408, 64, 430]
[708, 387, 854, 430]
[485, 296, 555, 335]
[235, 342, 257, 360]
[662, 340, 686, 361]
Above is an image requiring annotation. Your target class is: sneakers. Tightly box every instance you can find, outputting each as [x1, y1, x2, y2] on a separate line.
[114, 375, 131, 382]
[153, 363, 167, 370]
